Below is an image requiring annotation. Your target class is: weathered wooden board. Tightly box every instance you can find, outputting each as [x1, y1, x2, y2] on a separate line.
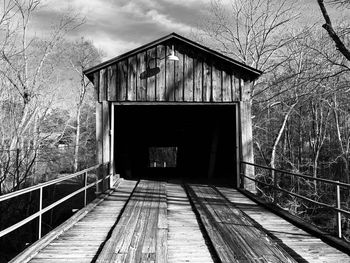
[156, 45, 166, 101]
[96, 180, 168, 263]
[166, 44, 175, 101]
[167, 183, 213, 263]
[107, 64, 117, 101]
[99, 68, 107, 102]
[174, 50, 184, 101]
[137, 52, 147, 101]
[217, 187, 350, 263]
[147, 48, 156, 101]
[203, 61, 212, 102]
[194, 58, 202, 102]
[212, 66, 222, 102]
[183, 54, 194, 101]
[128, 56, 137, 101]
[19, 180, 137, 263]
[186, 184, 298, 263]
[222, 70, 231, 102]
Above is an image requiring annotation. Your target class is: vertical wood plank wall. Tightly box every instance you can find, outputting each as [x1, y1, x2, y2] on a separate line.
[97, 44, 245, 103]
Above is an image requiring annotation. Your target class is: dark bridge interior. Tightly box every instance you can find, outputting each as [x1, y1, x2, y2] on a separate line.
[114, 104, 238, 186]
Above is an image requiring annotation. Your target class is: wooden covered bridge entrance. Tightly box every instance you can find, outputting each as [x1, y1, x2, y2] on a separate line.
[86, 32, 259, 190]
[2, 33, 350, 262]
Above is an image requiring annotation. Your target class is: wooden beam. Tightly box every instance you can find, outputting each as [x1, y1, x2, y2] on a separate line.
[99, 69, 107, 102]
[240, 101, 255, 192]
[96, 102, 103, 165]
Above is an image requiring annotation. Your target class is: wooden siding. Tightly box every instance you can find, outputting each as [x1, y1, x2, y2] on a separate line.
[96, 44, 244, 103]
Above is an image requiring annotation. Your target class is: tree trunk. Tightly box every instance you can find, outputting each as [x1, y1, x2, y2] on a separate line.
[73, 106, 81, 173]
[270, 103, 297, 182]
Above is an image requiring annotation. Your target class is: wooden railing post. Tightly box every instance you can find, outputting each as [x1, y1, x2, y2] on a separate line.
[240, 162, 244, 189]
[336, 183, 342, 238]
[84, 172, 88, 206]
[96, 165, 103, 194]
[38, 187, 43, 239]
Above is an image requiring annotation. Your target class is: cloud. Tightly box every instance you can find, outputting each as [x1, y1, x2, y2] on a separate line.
[32, 0, 206, 60]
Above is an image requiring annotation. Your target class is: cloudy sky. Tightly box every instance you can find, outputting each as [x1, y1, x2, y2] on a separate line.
[30, 0, 349, 60]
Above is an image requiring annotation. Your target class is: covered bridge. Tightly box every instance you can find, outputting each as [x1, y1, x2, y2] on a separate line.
[84, 32, 260, 190]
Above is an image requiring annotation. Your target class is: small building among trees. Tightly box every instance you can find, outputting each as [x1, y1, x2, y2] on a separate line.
[84, 33, 261, 190]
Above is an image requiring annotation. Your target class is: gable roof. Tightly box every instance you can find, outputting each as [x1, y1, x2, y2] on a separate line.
[83, 32, 262, 81]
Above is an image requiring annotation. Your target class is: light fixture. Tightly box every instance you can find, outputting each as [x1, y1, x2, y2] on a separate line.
[168, 45, 179, 61]
[140, 44, 179, 79]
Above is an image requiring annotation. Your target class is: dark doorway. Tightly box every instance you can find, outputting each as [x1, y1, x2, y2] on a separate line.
[114, 104, 238, 186]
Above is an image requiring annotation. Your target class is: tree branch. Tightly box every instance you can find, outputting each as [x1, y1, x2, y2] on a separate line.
[317, 0, 350, 61]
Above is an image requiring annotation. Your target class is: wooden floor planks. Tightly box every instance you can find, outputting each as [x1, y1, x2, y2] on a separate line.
[13, 179, 350, 263]
[167, 182, 214, 263]
[26, 179, 137, 263]
[96, 180, 168, 263]
[216, 187, 350, 263]
[187, 184, 297, 263]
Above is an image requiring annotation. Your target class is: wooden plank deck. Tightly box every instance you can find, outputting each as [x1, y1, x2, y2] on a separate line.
[217, 186, 350, 263]
[96, 180, 168, 262]
[11, 179, 350, 263]
[167, 182, 213, 263]
[24, 180, 138, 263]
[187, 184, 297, 263]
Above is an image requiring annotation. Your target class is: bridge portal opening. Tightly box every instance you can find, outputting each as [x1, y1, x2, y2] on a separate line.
[114, 104, 239, 186]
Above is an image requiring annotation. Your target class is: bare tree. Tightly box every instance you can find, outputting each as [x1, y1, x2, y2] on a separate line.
[200, 0, 299, 76]
[64, 38, 101, 172]
[0, 0, 84, 192]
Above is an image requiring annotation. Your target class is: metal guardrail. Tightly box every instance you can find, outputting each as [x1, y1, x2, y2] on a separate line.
[240, 161, 350, 239]
[0, 163, 111, 239]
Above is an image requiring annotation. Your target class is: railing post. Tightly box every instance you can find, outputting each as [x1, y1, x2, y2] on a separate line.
[273, 171, 277, 203]
[336, 183, 342, 239]
[109, 173, 113, 189]
[96, 165, 102, 195]
[84, 172, 87, 206]
[239, 162, 244, 189]
[38, 187, 43, 239]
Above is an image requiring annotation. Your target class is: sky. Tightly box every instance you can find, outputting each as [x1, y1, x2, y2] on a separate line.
[32, 0, 211, 59]
[29, 0, 350, 61]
